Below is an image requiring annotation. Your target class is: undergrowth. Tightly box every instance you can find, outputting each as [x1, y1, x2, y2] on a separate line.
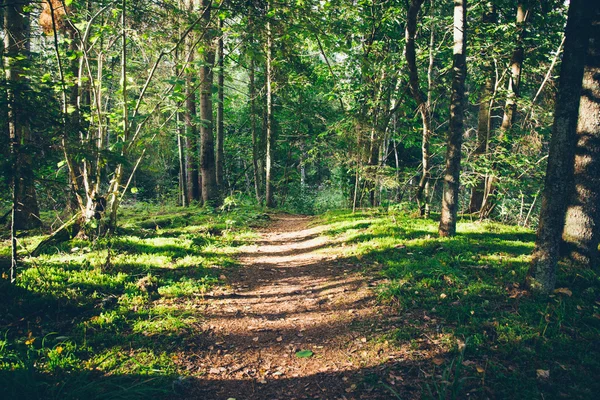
[0, 203, 266, 399]
[320, 208, 600, 399]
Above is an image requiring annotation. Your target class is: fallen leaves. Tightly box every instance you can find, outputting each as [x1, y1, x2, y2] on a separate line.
[432, 357, 445, 366]
[553, 288, 572, 296]
[536, 369, 550, 379]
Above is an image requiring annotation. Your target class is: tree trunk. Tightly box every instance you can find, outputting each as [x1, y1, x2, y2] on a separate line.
[185, 0, 200, 204]
[500, 3, 529, 134]
[249, 56, 262, 203]
[469, 3, 497, 213]
[561, 6, 600, 269]
[405, 0, 433, 217]
[199, 0, 218, 206]
[528, 0, 592, 293]
[439, 0, 467, 237]
[4, 0, 41, 230]
[216, 17, 225, 190]
[265, 6, 275, 208]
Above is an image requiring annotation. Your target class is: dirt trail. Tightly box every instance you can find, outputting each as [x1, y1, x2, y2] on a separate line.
[182, 215, 410, 400]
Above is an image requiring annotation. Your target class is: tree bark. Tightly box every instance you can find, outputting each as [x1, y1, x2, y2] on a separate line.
[439, 0, 467, 237]
[265, 5, 275, 208]
[528, 0, 592, 293]
[185, 0, 200, 204]
[469, 3, 497, 213]
[4, 0, 41, 230]
[216, 17, 225, 190]
[249, 56, 262, 203]
[561, 6, 600, 269]
[406, 0, 433, 217]
[199, 0, 219, 206]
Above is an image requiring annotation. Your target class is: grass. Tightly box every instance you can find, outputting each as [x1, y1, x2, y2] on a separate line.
[319, 208, 600, 399]
[2, 203, 599, 399]
[0, 202, 266, 399]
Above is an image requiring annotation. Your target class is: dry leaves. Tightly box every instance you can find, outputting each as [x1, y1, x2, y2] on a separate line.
[553, 288, 572, 296]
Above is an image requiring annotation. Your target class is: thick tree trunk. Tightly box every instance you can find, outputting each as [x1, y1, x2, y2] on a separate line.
[265, 8, 275, 208]
[199, 0, 218, 206]
[469, 4, 497, 213]
[500, 4, 529, 134]
[439, 0, 467, 237]
[528, 0, 592, 293]
[216, 17, 225, 190]
[406, 0, 433, 217]
[4, 1, 41, 230]
[561, 7, 600, 269]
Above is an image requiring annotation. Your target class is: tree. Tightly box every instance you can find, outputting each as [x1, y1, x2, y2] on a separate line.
[4, 0, 41, 230]
[561, 5, 600, 269]
[439, 0, 467, 237]
[216, 17, 225, 191]
[528, 0, 593, 293]
[499, 3, 530, 134]
[405, 0, 433, 217]
[468, 3, 497, 214]
[264, 0, 275, 208]
[199, 0, 219, 205]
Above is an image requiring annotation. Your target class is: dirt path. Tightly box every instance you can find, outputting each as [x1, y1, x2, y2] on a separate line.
[181, 215, 411, 399]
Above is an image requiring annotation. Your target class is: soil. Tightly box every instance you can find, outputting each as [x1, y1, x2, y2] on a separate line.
[178, 214, 420, 400]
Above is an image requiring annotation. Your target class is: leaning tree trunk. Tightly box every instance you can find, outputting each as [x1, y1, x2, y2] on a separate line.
[469, 3, 497, 214]
[439, 0, 467, 237]
[4, 0, 41, 230]
[561, 6, 600, 269]
[216, 17, 225, 190]
[528, 0, 592, 293]
[199, 0, 219, 206]
[265, 5, 275, 208]
[406, 0, 433, 217]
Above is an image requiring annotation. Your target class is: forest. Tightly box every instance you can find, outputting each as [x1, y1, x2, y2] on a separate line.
[0, 0, 599, 398]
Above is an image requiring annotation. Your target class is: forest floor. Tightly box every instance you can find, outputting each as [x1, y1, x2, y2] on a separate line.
[179, 214, 408, 399]
[1, 206, 599, 399]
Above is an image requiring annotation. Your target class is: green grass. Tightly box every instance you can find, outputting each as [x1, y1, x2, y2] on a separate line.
[319, 208, 600, 399]
[0, 203, 265, 399]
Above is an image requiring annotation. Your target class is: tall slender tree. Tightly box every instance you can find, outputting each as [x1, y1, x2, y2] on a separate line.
[216, 17, 225, 190]
[265, 1, 275, 208]
[439, 0, 467, 237]
[500, 3, 530, 134]
[405, 0, 433, 217]
[469, 3, 497, 214]
[185, 0, 201, 203]
[199, 0, 219, 205]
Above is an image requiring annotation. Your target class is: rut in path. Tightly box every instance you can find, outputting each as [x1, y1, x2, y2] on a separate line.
[181, 214, 413, 400]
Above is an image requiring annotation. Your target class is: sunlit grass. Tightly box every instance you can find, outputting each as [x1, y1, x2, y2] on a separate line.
[320, 208, 600, 399]
[0, 203, 266, 399]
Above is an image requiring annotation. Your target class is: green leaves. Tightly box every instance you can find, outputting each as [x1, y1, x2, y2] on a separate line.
[295, 349, 314, 358]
